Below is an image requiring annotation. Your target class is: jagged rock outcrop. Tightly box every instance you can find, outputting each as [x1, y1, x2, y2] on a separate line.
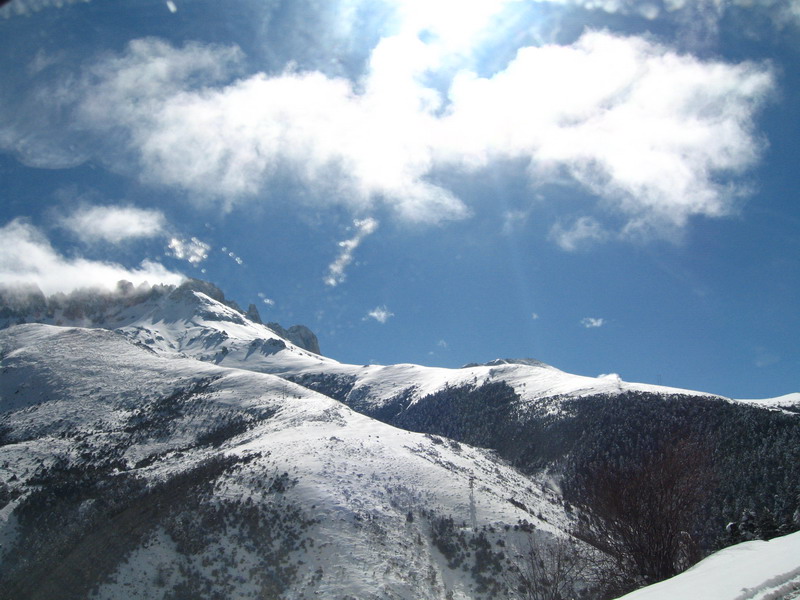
[267, 322, 320, 354]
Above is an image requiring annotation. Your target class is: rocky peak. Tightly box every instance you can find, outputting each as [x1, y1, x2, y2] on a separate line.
[267, 322, 321, 355]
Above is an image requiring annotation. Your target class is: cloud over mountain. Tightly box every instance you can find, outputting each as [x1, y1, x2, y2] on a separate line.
[0, 219, 184, 295]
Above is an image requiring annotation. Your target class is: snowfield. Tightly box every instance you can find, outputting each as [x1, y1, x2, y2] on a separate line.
[617, 530, 800, 600]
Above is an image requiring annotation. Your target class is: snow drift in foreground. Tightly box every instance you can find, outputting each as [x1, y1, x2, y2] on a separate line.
[616, 530, 800, 600]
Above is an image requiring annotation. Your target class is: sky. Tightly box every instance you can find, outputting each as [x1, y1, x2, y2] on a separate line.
[0, 0, 798, 399]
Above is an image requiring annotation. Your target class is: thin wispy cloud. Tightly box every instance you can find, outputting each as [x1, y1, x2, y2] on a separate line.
[550, 217, 608, 252]
[365, 305, 394, 324]
[0, 0, 92, 18]
[501, 209, 531, 235]
[0, 219, 184, 295]
[60, 205, 167, 244]
[581, 317, 605, 328]
[325, 218, 378, 287]
[754, 346, 780, 368]
[532, 0, 800, 30]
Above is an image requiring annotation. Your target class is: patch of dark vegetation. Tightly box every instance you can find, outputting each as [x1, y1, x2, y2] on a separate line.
[0, 422, 13, 447]
[557, 393, 800, 551]
[387, 382, 525, 454]
[423, 511, 592, 599]
[424, 511, 507, 597]
[157, 466, 315, 598]
[123, 377, 221, 439]
[196, 410, 275, 448]
[0, 479, 20, 511]
[285, 372, 357, 403]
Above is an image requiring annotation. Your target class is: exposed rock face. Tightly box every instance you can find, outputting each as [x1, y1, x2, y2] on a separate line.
[267, 322, 321, 354]
[246, 303, 263, 324]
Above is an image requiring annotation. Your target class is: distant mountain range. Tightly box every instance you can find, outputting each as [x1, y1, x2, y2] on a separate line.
[1, 279, 798, 599]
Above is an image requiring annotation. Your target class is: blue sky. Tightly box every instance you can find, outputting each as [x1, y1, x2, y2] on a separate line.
[1, 0, 798, 398]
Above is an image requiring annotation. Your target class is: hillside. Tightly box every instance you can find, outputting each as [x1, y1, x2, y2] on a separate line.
[0, 321, 582, 599]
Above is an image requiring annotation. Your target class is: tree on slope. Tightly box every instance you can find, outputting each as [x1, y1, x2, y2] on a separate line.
[570, 434, 714, 597]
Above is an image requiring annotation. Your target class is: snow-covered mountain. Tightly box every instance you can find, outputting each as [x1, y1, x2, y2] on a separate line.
[0, 321, 579, 599]
[1, 279, 798, 599]
[0, 282, 595, 599]
[1, 279, 719, 406]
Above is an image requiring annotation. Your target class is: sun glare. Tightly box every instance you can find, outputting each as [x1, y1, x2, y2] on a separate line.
[391, 0, 517, 54]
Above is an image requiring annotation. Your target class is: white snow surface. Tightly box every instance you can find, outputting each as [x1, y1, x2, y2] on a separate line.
[616, 530, 800, 600]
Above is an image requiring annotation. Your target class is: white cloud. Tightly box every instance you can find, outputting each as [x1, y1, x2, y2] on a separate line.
[581, 317, 606, 328]
[531, 312, 539, 320]
[167, 236, 210, 265]
[0, 219, 184, 295]
[122, 32, 772, 238]
[60, 205, 166, 243]
[325, 218, 378, 286]
[2, 26, 775, 242]
[441, 31, 774, 237]
[365, 305, 394, 324]
[71, 37, 467, 223]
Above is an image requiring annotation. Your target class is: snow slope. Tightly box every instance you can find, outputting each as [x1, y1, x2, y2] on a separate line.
[0, 322, 581, 599]
[616, 530, 800, 600]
